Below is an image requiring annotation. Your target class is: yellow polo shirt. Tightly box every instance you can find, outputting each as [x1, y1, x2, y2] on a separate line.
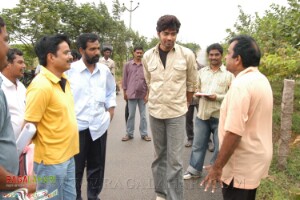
[25, 67, 79, 165]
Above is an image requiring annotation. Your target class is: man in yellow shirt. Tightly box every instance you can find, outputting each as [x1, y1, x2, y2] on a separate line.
[25, 34, 79, 199]
[201, 35, 273, 200]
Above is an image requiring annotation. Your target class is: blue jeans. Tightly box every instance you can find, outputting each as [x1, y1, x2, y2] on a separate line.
[187, 117, 219, 176]
[126, 99, 147, 137]
[150, 115, 185, 200]
[34, 157, 76, 200]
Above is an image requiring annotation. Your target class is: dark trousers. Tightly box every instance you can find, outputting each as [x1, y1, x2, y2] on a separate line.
[185, 104, 198, 141]
[222, 180, 257, 200]
[125, 100, 129, 123]
[75, 129, 107, 200]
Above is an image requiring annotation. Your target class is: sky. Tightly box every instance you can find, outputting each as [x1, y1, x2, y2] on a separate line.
[1, 0, 289, 49]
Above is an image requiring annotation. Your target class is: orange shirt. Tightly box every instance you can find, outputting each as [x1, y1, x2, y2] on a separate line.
[219, 67, 273, 189]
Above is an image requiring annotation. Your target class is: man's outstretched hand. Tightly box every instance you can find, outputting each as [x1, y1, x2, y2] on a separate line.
[200, 165, 223, 193]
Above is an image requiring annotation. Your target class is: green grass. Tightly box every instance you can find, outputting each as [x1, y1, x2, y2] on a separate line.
[257, 80, 300, 200]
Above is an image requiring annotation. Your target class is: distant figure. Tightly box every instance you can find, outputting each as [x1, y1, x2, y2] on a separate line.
[25, 34, 78, 199]
[143, 15, 197, 200]
[99, 47, 120, 94]
[201, 35, 273, 200]
[71, 49, 81, 62]
[121, 46, 150, 142]
[67, 33, 116, 200]
[0, 48, 26, 139]
[183, 43, 233, 180]
[99, 47, 115, 76]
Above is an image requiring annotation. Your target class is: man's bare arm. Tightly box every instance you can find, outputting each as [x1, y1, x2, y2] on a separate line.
[201, 131, 241, 192]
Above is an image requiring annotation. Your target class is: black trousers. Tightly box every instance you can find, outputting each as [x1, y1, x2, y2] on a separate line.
[125, 100, 129, 123]
[75, 129, 107, 200]
[222, 180, 257, 200]
[185, 104, 198, 141]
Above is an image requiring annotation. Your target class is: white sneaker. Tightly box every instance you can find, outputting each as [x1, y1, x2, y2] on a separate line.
[183, 171, 201, 180]
[156, 196, 166, 200]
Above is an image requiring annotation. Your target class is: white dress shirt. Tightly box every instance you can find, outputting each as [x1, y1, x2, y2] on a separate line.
[67, 59, 116, 141]
[0, 73, 26, 139]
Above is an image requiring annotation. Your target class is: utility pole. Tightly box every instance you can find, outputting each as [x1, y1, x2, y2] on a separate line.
[122, 0, 139, 30]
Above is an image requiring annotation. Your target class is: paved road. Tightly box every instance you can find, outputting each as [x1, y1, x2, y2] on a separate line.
[82, 92, 222, 200]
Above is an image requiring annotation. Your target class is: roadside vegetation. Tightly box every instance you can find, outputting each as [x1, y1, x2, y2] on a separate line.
[1, 0, 299, 198]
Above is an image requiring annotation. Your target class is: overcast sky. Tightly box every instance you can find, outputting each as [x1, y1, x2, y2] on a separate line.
[1, 0, 288, 49]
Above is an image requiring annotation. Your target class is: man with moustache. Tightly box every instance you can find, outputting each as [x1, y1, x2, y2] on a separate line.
[121, 46, 151, 142]
[24, 34, 78, 199]
[0, 16, 36, 197]
[67, 33, 116, 200]
[0, 48, 26, 139]
[183, 43, 233, 180]
[99, 47, 115, 76]
[201, 35, 273, 200]
[142, 15, 197, 200]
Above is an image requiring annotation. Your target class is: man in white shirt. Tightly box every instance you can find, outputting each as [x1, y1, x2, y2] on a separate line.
[67, 33, 116, 200]
[0, 48, 26, 139]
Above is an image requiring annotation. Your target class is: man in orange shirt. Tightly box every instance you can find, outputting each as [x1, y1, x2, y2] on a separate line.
[201, 35, 273, 200]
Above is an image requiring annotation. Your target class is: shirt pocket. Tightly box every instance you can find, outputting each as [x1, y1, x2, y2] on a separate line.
[148, 65, 160, 82]
[172, 64, 187, 82]
[148, 65, 158, 72]
[216, 79, 228, 94]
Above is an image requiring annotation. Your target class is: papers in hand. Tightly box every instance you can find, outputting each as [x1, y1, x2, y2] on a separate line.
[195, 92, 212, 97]
[16, 123, 36, 157]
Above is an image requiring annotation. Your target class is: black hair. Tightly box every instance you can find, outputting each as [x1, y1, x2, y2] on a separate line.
[76, 33, 99, 50]
[102, 47, 112, 52]
[156, 15, 181, 33]
[133, 46, 143, 52]
[206, 43, 223, 55]
[229, 35, 261, 68]
[34, 34, 71, 67]
[0, 16, 5, 32]
[71, 49, 81, 60]
[7, 48, 23, 63]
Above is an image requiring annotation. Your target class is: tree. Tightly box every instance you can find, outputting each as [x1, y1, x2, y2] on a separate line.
[225, 0, 300, 80]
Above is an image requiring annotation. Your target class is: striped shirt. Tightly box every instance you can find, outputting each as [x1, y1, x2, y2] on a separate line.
[197, 65, 234, 120]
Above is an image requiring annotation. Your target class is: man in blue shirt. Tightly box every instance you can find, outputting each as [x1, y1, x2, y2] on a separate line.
[67, 33, 116, 200]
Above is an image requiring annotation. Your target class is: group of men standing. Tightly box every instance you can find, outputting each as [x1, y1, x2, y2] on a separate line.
[0, 13, 274, 200]
[0, 22, 116, 199]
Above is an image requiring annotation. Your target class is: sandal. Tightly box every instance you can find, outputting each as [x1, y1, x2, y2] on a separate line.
[142, 135, 151, 141]
[122, 135, 133, 141]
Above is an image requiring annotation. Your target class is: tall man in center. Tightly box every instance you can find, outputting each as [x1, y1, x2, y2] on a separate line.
[143, 15, 197, 200]
[67, 33, 116, 200]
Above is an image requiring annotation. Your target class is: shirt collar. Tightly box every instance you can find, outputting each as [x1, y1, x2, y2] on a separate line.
[236, 66, 259, 78]
[205, 64, 226, 72]
[154, 43, 177, 53]
[0, 73, 21, 88]
[40, 66, 67, 84]
[130, 59, 142, 66]
[77, 59, 100, 73]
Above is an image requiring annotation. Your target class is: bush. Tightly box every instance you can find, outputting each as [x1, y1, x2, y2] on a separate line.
[257, 80, 300, 200]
